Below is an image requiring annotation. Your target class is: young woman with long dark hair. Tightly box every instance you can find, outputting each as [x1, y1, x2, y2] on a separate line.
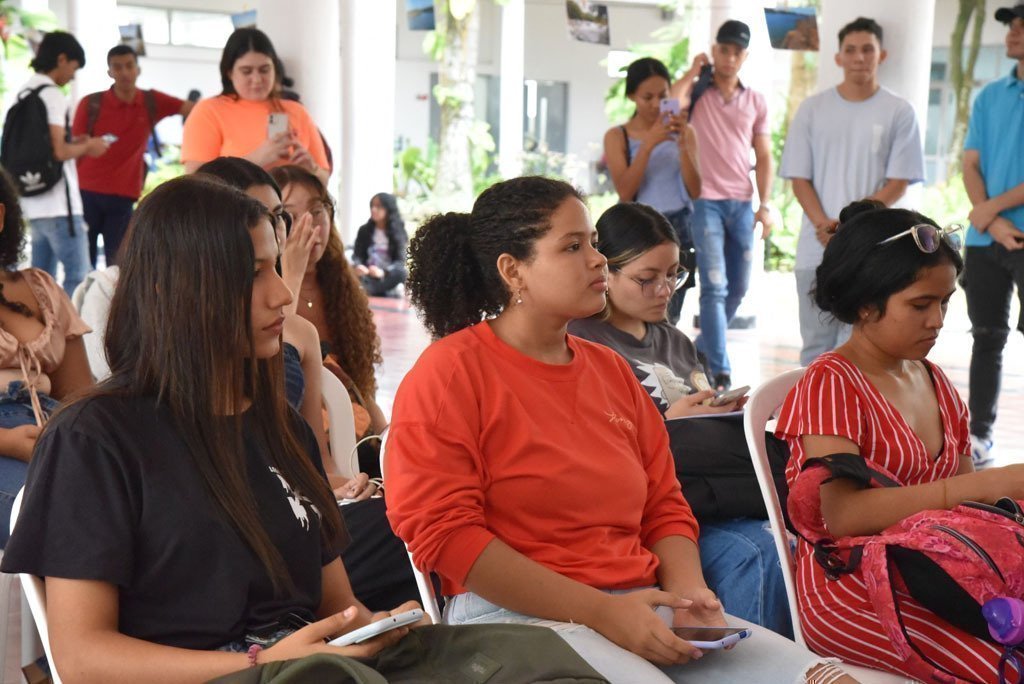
[352, 192, 409, 297]
[1, 176, 419, 680]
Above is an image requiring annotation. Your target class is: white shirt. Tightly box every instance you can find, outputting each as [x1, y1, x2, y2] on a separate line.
[16, 73, 84, 220]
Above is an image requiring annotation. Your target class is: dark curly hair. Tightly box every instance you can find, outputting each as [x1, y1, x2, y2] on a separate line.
[269, 165, 383, 399]
[408, 176, 584, 339]
[814, 200, 964, 324]
[0, 169, 26, 269]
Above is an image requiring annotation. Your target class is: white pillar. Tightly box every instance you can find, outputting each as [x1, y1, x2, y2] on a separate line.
[498, 0, 524, 180]
[258, 0, 343, 201]
[66, 0, 119, 101]
[339, 1, 397, 243]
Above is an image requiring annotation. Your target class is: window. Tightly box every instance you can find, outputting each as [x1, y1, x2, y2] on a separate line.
[117, 5, 234, 48]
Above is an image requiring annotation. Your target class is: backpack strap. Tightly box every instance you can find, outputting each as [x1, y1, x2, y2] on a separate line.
[619, 125, 638, 202]
[803, 452, 902, 489]
[85, 92, 103, 136]
[143, 89, 162, 157]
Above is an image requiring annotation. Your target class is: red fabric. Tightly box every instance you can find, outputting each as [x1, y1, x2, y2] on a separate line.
[775, 353, 1008, 682]
[384, 322, 698, 597]
[72, 88, 183, 199]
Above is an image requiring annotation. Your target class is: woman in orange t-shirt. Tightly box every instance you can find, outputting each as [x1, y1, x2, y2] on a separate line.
[182, 28, 329, 184]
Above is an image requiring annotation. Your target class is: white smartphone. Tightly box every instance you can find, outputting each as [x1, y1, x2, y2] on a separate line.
[267, 112, 289, 138]
[327, 608, 423, 647]
[672, 626, 752, 649]
[706, 385, 751, 408]
[100, 133, 118, 144]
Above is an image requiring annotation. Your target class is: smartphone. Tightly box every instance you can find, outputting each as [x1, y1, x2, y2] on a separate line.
[101, 133, 118, 144]
[267, 112, 289, 139]
[659, 98, 681, 123]
[672, 626, 751, 649]
[327, 608, 423, 647]
[706, 385, 751, 407]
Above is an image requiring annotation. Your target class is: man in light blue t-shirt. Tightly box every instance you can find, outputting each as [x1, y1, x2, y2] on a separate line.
[960, 1, 1024, 467]
[781, 17, 924, 365]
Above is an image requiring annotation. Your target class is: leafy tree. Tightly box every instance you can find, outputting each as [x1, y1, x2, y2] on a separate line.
[947, 0, 985, 179]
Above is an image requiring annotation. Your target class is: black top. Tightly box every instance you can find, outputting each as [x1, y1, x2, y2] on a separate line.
[2, 394, 342, 650]
[351, 220, 408, 268]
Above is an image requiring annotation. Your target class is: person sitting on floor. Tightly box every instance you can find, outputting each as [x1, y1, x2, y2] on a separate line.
[351, 192, 409, 298]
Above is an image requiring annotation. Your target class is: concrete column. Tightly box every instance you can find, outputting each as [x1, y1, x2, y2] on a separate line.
[338, 1, 397, 243]
[497, 0, 524, 180]
[66, 0, 119, 101]
[257, 0, 343, 200]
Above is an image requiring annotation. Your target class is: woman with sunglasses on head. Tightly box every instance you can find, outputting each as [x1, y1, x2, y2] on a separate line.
[385, 176, 855, 683]
[1, 176, 423, 681]
[775, 199, 1024, 680]
[568, 202, 791, 639]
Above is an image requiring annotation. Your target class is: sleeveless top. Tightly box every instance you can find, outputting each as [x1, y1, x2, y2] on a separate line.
[624, 130, 692, 213]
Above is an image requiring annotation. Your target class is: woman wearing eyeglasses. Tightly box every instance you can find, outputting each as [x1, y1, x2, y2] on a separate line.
[774, 200, 1022, 680]
[568, 202, 791, 638]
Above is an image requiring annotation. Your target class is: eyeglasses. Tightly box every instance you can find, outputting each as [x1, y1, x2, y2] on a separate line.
[876, 223, 964, 253]
[613, 267, 689, 298]
[272, 209, 293, 236]
[306, 202, 332, 225]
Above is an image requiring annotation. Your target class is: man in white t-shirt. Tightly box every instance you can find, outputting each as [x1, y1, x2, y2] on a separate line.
[15, 32, 109, 295]
[781, 17, 924, 365]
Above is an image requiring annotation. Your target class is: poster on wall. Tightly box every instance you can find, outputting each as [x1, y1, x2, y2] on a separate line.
[764, 7, 819, 51]
[566, 1, 610, 45]
[231, 10, 257, 30]
[118, 24, 145, 56]
[406, 0, 436, 31]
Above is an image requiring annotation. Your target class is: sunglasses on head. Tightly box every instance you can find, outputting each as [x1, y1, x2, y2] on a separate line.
[876, 223, 963, 253]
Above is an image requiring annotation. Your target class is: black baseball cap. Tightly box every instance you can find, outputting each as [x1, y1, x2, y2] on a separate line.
[716, 20, 751, 49]
[995, 0, 1024, 23]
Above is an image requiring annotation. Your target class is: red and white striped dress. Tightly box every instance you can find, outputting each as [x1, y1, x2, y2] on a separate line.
[776, 352, 1010, 682]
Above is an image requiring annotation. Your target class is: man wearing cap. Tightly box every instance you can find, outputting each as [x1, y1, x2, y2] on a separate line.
[960, 0, 1024, 467]
[674, 19, 772, 391]
[780, 16, 924, 366]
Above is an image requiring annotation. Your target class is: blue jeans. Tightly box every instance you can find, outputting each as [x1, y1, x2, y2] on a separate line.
[691, 200, 754, 376]
[0, 381, 57, 548]
[29, 214, 90, 296]
[699, 518, 792, 639]
[445, 590, 830, 683]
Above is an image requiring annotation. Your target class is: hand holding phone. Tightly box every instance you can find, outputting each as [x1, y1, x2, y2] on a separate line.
[327, 608, 423, 647]
[659, 98, 681, 126]
[704, 385, 750, 408]
[672, 626, 752, 649]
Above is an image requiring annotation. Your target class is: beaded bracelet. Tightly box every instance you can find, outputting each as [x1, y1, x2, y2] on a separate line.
[247, 644, 263, 668]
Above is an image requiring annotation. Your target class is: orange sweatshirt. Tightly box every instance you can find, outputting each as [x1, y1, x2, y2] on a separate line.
[385, 322, 698, 597]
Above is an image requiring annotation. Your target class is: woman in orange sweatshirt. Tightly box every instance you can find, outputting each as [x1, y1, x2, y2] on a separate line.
[384, 176, 854, 683]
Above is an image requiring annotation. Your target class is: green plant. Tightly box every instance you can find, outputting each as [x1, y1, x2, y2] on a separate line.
[0, 3, 57, 102]
[140, 144, 185, 198]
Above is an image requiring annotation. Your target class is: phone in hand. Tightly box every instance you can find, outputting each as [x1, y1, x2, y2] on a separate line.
[267, 112, 290, 139]
[327, 608, 423, 647]
[659, 98, 681, 124]
[672, 626, 751, 649]
[705, 385, 751, 408]
[100, 133, 118, 144]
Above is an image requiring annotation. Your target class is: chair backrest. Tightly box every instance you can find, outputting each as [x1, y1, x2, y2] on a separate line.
[10, 488, 62, 684]
[321, 366, 358, 479]
[378, 428, 443, 625]
[742, 367, 807, 647]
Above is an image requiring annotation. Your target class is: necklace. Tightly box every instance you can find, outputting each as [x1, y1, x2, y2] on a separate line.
[299, 283, 318, 310]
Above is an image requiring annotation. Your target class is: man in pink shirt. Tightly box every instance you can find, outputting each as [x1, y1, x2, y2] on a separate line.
[675, 20, 773, 390]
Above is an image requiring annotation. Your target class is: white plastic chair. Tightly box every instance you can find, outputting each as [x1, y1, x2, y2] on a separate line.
[378, 428, 443, 625]
[744, 369, 915, 684]
[321, 366, 358, 479]
[10, 488, 61, 684]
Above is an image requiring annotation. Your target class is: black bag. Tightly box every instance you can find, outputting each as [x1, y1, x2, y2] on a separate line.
[1, 85, 63, 197]
[666, 413, 790, 525]
[208, 624, 610, 684]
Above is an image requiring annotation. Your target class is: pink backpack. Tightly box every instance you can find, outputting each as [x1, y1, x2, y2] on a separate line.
[792, 453, 1024, 683]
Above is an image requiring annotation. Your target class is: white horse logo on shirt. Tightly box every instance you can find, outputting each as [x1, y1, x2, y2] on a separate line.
[269, 467, 319, 531]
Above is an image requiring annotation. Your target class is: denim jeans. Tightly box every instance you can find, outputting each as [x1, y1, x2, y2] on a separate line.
[81, 190, 135, 268]
[664, 207, 696, 326]
[963, 244, 1024, 440]
[445, 589, 831, 683]
[699, 518, 792, 639]
[795, 269, 850, 367]
[0, 381, 57, 548]
[29, 214, 90, 296]
[690, 200, 754, 376]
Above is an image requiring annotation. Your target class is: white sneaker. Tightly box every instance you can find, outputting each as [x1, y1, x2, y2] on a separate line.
[971, 435, 995, 468]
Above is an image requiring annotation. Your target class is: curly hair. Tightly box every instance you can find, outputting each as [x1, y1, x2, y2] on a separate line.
[408, 176, 584, 339]
[269, 166, 383, 399]
[0, 169, 27, 269]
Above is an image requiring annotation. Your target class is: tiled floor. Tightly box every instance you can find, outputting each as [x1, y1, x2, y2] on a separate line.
[370, 271, 1024, 466]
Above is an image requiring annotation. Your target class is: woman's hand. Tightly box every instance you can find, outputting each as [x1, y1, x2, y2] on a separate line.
[289, 141, 319, 173]
[249, 132, 295, 168]
[591, 589, 703, 666]
[367, 265, 385, 279]
[263, 606, 407, 663]
[353, 264, 370, 277]
[664, 390, 741, 419]
[333, 473, 378, 502]
[672, 588, 727, 630]
[638, 118, 674, 152]
[0, 425, 42, 462]
[281, 213, 318, 283]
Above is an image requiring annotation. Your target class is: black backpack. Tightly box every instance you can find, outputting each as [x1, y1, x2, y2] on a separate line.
[1, 84, 64, 197]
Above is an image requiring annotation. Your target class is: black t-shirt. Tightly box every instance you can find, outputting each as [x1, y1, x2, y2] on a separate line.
[1, 394, 342, 650]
